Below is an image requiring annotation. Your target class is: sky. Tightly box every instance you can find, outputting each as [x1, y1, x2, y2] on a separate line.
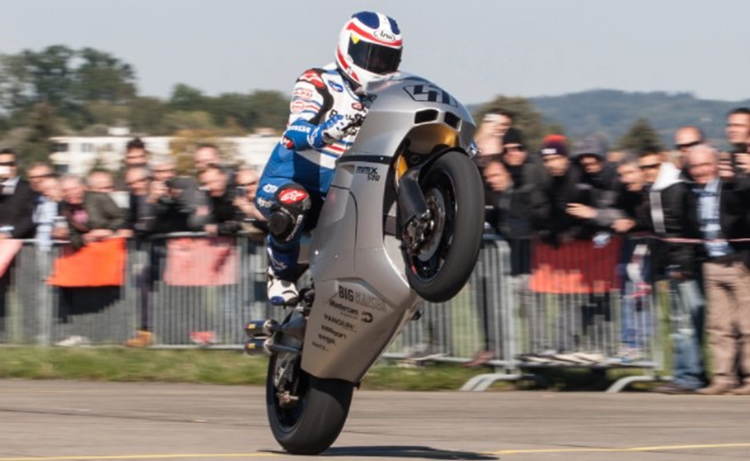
[3, 0, 750, 106]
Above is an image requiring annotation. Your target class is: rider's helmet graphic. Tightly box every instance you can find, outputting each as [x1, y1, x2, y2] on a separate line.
[335, 11, 403, 90]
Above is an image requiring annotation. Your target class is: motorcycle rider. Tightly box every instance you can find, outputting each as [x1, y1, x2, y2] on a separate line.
[255, 11, 404, 306]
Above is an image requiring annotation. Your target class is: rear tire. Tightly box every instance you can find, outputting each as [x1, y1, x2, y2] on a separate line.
[266, 354, 354, 455]
[405, 151, 484, 302]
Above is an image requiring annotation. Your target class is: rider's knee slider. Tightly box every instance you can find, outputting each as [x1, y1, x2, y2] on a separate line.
[269, 184, 311, 243]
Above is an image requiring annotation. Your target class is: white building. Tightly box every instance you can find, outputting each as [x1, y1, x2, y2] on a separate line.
[49, 129, 279, 175]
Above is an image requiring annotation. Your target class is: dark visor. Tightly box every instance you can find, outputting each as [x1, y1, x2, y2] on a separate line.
[348, 38, 401, 75]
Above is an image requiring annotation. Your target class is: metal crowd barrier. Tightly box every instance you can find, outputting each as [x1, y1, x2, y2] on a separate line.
[0, 234, 670, 391]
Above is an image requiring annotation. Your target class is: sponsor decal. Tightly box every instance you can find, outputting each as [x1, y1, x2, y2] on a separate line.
[323, 313, 356, 332]
[317, 333, 336, 346]
[355, 166, 381, 181]
[374, 29, 397, 42]
[339, 285, 387, 312]
[330, 297, 359, 318]
[279, 189, 308, 204]
[299, 70, 325, 88]
[256, 197, 274, 209]
[328, 81, 343, 92]
[403, 84, 458, 107]
[321, 324, 347, 340]
[351, 102, 364, 111]
[293, 88, 314, 100]
[262, 184, 278, 194]
[361, 312, 373, 323]
[290, 100, 305, 113]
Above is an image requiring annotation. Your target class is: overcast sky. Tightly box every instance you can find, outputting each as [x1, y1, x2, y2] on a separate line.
[3, 0, 749, 105]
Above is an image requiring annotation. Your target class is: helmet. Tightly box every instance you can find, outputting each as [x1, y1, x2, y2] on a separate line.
[335, 11, 403, 90]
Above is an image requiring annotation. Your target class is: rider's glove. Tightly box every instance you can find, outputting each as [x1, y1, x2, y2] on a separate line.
[281, 114, 350, 150]
[310, 114, 350, 148]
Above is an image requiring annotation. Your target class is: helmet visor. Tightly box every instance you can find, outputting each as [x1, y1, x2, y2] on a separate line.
[348, 38, 401, 75]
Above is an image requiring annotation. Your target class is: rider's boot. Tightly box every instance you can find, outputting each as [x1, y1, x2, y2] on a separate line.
[267, 268, 299, 306]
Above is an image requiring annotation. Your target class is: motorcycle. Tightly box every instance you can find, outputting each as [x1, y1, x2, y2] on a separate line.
[245, 73, 485, 455]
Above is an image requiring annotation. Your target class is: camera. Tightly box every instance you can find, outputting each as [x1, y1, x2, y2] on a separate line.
[236, 186, 247, 197]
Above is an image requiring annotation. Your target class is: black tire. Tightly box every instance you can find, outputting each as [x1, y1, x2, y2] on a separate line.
[405, 150, 484, 302]
[266, 354, 354, 455]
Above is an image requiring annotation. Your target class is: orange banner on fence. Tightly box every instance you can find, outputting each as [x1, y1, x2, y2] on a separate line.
[162, 237, 238, 286]
[0, 239, 23, 277]
[529, 237, 622, 294]
[47, 238, 127, 287]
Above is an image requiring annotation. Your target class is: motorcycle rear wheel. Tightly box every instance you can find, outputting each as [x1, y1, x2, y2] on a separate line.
[405, 150, 484, 302]
[266, 353, 354, 455]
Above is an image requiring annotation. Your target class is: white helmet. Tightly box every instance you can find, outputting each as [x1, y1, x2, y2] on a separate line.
[335, 11, 403, 90]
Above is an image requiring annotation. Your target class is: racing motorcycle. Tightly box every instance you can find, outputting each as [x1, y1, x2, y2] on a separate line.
[245, 73, 485, 455]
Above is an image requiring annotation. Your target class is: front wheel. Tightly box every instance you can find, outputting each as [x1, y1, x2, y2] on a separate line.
[405, 151, 484, 302]
[266, 353, 354, 455]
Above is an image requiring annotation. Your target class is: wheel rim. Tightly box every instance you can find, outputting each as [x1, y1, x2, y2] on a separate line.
[408, 169, 457, 279]
[270, 354, 309, 431]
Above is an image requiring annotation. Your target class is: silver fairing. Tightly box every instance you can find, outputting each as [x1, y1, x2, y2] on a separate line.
[300, 73, 476, 382]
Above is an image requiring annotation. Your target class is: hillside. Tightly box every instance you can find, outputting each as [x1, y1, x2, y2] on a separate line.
[528, 90, 750, 149]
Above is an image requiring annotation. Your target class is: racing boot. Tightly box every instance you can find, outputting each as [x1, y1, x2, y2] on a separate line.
[267, 269, 299, 306]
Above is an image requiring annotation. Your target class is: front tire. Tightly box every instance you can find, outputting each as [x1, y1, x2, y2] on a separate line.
[405, 151, 484, 302]
[266, 353, 354, 455]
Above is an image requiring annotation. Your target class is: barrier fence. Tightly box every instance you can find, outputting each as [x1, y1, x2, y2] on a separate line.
[0, 233, 671, 390]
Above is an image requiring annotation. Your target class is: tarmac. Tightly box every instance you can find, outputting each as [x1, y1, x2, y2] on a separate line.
[1, 379, 749, 461]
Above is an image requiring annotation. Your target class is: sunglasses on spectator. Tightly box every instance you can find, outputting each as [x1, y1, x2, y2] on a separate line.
[503, 146, 524, 154]
[126, 178, 148, 186]
[0, 161, 16, 166]
[639, 163, 661, 171]
[29, 173, 54, 179]
[674, 140, 701, 150]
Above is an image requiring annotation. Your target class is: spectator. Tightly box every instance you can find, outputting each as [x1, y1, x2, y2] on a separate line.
[725, 107, 750, 154]
[0, 148, 35, 338]
[123, 167, 150, 238]
[673, 126, 704, 177]
[194, 143, 222, 174]
[0, 149, 35, 240]
[473, 109, 513, 168]
[685, 144, 750, 395]
[59, 175, 126, 250]
[124, 156, 206, 347]
[124, 138, 148, 169]
[139, 155, 207, 234]
[611, 154, 651, 360]
[526, 136, 613, 356]
[55, 175, 126, 347]
[571, 136, 619, 211]
[87, 170, 115, 194]
[27, 162, 55, 194]
[33, 176, 63, 251]
[233, 168, 267, 238]
[199, 165, 242, 237]
[635, 150, 706, 394]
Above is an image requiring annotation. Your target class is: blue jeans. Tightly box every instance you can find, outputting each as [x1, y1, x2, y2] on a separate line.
[668, 279, 706, 390]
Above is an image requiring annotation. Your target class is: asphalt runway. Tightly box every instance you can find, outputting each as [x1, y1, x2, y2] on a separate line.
[1, 380, 749, 461]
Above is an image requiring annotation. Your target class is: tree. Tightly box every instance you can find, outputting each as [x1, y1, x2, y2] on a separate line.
[128, 96, 168, 134]
[617, 118, 663, 153]
[473, 95, 546, 151]
[246, 90, 289, 131]
[73, 48, 137, 104]
[168, 84, 206, 112]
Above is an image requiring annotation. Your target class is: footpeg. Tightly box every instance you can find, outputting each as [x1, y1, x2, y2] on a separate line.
[244, 320, 278, 339]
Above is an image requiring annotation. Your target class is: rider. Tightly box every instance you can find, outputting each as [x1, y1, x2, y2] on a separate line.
[255, 11, 403, 306]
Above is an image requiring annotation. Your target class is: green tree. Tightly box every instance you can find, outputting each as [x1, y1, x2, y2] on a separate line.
[474, 95, 546, 151]
[129, 96, 168, 134]
[246, 90, 289, 131]
[19, 102, 62, 166]
[617, 117, 663, 153]
[168, 84, 206, 112]
[73, 48, 137, 103]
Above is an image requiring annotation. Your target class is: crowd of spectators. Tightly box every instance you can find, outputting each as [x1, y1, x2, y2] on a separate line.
[2, 108, 750, 395]
[468, 107, 750, 396]
[0, 139, 266, 347]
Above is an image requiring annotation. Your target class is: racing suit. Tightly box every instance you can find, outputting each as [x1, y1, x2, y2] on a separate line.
[256, 63, 366, 281]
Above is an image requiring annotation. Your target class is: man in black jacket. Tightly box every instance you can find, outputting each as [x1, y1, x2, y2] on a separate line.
[636, 150, 706, 394]
[0, 149, 35, 332]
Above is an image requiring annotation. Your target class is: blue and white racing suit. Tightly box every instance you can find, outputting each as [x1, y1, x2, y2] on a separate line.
[255, 63, 366, 280]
